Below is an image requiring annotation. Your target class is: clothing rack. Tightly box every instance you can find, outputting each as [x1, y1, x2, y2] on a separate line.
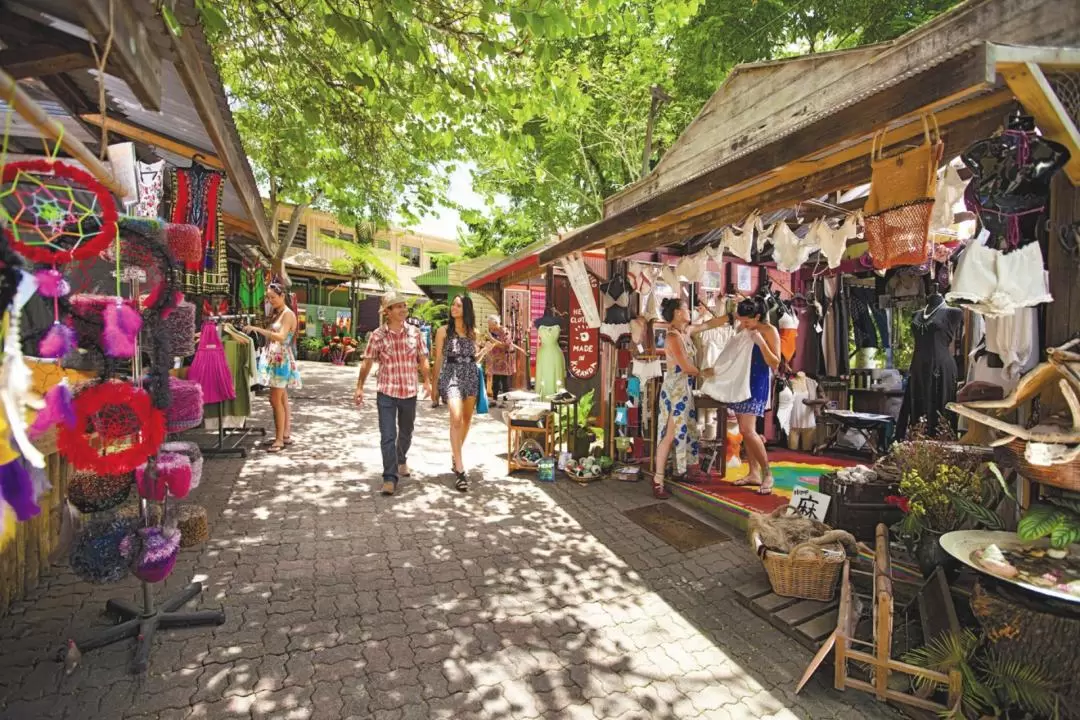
[196, 313, 266, 458]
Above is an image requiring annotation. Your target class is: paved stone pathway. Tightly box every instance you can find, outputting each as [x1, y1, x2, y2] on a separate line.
[0, 363, 898, 720]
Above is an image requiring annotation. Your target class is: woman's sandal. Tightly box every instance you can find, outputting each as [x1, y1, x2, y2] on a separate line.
[454, 469, 468, 493]
[733, 475, 762, 487]
[267, 443, 285, 453]
[282, 437, 294, 447]
[758, 476, 775, 495]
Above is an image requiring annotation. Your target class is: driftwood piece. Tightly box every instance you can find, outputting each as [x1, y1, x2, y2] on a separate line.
[971, 579, 1080, 720]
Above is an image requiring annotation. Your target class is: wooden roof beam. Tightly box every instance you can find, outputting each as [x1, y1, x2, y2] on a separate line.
[0, 44, 95, 79]
[80, 113, 225, 169]
[540, 45, 997, 265]
[611, 104, 1008, 260]
[76, 0, 161, 111]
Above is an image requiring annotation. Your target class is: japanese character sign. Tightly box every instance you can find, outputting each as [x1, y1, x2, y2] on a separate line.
[789, 486, 831, 522]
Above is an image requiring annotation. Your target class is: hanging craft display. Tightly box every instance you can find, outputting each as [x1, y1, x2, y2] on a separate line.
[168, 163, 228, 295]
[135, 452, 192, 501]
[67, 471, 133, 514]
[70, 516, 138, 584]
[161, 441, 203, 489]
[0, 160, 119, 265]
[58, 381, 166, 475]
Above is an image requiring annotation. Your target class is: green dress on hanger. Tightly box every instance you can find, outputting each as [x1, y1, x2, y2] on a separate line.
[535, 324, 565, 398]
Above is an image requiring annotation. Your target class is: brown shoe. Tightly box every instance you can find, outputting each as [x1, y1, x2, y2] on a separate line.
[381, 481, 396, 496]
[398, 463, 411, 478]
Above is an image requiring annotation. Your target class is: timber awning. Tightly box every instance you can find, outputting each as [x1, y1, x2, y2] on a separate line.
[0, 0, 273, 251]
[463, 238, 564, 290]
[537, 0, 1080, 264]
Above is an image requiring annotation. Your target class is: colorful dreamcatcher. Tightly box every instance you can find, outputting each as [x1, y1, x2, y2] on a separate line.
[0, 159, 119, 266]
[58, 380, 166, 476]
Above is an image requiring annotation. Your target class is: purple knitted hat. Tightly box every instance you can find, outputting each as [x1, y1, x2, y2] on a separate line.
[120, 526, 181, 583]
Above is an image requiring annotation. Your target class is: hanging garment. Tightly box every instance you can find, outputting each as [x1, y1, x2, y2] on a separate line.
[984, 307, 1038, 381]
[189, 322, 236, 405]
[656, 332, 700, 476]
[600, 293, 631, 343]
[896, 305, 963, 439]
[729, 343, 773, 417]
[816, 213, 861, 269]
[169, 163, 228, 296]
[676, 248, 708, 284]
[931, 164, 969, 236]
[627, 261, 646, 292]
[770, 221, 815, 272]
[660, 265, 680, 295]
[779, 312, 799, 362]
[204, 338, 253, 430]
[947, 240, 1052, 317]
[698, 325, 736, 370]
[724, 212, 762, 263]
[558, 253, 601, 329]
[632, 357, 662, 383]
[698, 331, 755, 404]
[535, 324, 565, 398]
[789, 375, 819, 430]
[638, 265, 663, 320]
[134, 160, 166, 218]
[849, 286, 890, 350]
[776, 385, 795, 434]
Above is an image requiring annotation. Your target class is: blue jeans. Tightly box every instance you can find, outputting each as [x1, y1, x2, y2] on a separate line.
[376, 393, 416, 484]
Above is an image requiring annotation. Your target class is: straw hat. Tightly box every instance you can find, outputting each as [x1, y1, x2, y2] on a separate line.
[381, 292, 409, 312]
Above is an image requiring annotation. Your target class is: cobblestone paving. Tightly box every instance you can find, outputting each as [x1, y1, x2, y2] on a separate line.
[0, 363, 898, 720]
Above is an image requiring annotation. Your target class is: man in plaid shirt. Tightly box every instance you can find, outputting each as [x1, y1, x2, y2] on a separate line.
[355, 292, 431, 496]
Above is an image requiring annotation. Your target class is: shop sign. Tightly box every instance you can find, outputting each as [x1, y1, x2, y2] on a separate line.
[789, 486, 831, 522]
[568, 273, 599, 380]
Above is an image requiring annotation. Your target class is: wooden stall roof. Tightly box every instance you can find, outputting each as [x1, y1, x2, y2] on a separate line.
[0, 0, 274, 252]
[537, 0, 1080, 264]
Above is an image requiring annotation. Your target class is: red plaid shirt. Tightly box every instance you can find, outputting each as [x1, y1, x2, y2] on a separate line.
[365, 324, 428, 399]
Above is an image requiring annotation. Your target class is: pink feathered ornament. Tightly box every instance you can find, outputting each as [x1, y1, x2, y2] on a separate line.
[102, 300, 142, 358]
[29, 381, 76, 439]
[38, 322, 77, 359]
[35, 269, 70, 298]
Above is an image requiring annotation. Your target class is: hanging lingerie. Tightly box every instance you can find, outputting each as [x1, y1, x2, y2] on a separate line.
[661, 265, 680, 294]
[600, 293, 631, 343]
[697, 331, 755, 404]
[930, 164, 969, 238]
[632, 358, 662, 383]
[558, 252, 602, 328]
[770, 221, 814, 273]
[779, 311, 798, 362]
[675, 248, 709, 284]
[776, 385, 795, 434]
[946, 240, 1052, 317]
[814, 213, 861, 270]
[984, 306, 1038, 381]
[723, 212, 762, 263]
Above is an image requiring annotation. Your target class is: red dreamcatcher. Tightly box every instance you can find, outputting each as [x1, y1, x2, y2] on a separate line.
[58, 381, 166, 475]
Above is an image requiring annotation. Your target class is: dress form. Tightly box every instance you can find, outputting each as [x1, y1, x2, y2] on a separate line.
[897, 290, 964, 439]
[962, 110, 1070, 250]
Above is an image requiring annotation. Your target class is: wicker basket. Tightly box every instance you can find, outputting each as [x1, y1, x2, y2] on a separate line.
[995, 437, 1080, 491]
[865, 199, 935, 270]
[752, 531, 845, 602]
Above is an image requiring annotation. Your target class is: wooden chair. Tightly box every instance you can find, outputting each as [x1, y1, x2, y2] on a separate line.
[799, 524, 962, 713]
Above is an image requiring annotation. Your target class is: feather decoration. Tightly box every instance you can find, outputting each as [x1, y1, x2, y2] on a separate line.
[102, 300, 142, 358]
[38, 322, 77, 359]
[34, 269, 70, 298]
[0, 459, 40, 521]
[29, 381, 75, 439]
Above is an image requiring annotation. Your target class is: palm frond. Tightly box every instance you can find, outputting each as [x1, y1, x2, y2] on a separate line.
[977, 652, 1060, 717]
[324, 234, 400, 287]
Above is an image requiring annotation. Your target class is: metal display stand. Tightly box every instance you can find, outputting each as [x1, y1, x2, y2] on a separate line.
[193, 313, 266, 459]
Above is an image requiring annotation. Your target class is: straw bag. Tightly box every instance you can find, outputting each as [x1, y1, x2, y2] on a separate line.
[865, 115, 944, 269]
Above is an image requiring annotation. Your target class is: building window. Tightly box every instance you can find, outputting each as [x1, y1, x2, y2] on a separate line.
[376, 238, 391, 251]
[278, 221, 308, 250]
[429, 256, 440, 270]
[400, 244, 421, 268]
[320, 228, 355, 244]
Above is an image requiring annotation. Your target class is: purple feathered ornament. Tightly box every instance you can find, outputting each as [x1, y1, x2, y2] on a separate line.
[38, 322, 77, 359]
[29, 381, 76, 439]
[35, 269, 70, 298]
[0, 459, 40, 522]
[102, 300, 142, 358]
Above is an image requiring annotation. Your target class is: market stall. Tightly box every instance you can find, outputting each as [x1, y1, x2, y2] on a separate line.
[0, 0, 273, 673]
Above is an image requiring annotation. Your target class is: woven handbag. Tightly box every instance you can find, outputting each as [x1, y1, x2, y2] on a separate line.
[865, 115, 943, 215]
[865, 199, 936, 269]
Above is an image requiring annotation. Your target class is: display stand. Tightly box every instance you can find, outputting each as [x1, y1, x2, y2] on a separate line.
[507, 414, 554, 474]
[193, 313, 266, 458]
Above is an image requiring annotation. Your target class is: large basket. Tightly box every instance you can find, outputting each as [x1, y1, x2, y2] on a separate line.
[995, 437, 1080, 491]
[865, 199, 935, 270]
[752, 531, 845, 602]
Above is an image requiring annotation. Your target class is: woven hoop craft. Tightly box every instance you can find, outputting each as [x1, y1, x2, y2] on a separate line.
[58, 381, 166, 475]
[164, 377, 204, 433]
[161, 441, 203, 490]
[0, 159, 119, 265]
[177, 504, 209, 547]
[120, 526, 181, 583]
[67, 470, 133, 514]
[70, 516, 138, 584]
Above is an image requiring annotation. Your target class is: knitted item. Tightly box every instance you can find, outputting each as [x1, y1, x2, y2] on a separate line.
[67, 471, 132, 514]
[162, 301, 196, 357]
[176, 505, 209, 547]
[136, 452, 192, 501]
[161, 441, 203, 489]
[164, 378, 204, 433]
[120, 526, 181, 583]
[70, 516, 137, 584]
[165, 224, 203, 270]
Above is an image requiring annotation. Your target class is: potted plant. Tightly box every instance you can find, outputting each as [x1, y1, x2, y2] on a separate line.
[1017, 491, 1080, 559]
[298, 336, 322, 361]
[552, 389, 605, 459]
[883, 434, 1011, 578]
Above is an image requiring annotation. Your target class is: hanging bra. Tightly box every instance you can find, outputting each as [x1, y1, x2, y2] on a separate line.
[676, 248, 709, 284]
[814, 213, 861, 270]
[600, 294, 631, 343]
[661, 265, 680, 293]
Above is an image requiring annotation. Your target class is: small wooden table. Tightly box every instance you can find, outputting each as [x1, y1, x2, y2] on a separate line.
[507, 412, 554, 474]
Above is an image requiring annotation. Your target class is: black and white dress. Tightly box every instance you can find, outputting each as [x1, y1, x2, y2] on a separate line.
[439, 332, 479, 401]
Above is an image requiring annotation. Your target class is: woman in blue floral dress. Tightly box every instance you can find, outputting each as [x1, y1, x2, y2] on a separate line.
[653, 298, 730, 498]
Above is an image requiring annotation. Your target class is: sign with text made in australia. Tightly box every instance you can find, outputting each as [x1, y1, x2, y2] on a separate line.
[568, 272, 599, 380]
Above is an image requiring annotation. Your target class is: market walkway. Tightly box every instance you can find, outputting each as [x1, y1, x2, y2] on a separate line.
[0, 363, 897, 720]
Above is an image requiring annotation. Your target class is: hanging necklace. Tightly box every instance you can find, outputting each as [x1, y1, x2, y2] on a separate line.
[922, 298, 945, 320]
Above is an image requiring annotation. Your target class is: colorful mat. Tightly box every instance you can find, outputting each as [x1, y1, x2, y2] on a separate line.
[670, 450, 860, 518]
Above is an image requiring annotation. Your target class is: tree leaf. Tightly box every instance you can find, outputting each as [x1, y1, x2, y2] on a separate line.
[949, 491, 1005, 531]
[1017, 504, 1064, 541]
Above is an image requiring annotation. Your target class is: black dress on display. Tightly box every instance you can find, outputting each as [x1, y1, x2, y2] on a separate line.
[897, 296, 964, 440]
